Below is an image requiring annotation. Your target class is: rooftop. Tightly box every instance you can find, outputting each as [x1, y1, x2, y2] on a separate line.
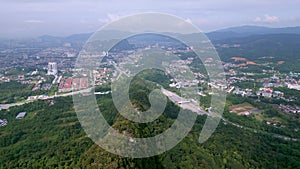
[16, 112, 26, 119]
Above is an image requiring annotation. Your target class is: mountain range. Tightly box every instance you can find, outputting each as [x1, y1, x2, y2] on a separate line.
[206, 25, 300, 40]
[30, 25, 300, 69]
[37, 25, 300, 42]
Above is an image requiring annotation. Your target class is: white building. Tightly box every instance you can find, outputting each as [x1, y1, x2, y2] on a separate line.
[287, 83, 300, 91]
[47, 62, 58, 75]
[16, 112, 26, 119]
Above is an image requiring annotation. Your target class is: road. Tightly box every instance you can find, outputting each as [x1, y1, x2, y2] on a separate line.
[0, 88, 105, 110]
[1, 87, 298, 142]
[161, 88, 207, 115]
[0, 102, 28, 110]
[160, 88, 298, 142]
[112, 61, 130, 80]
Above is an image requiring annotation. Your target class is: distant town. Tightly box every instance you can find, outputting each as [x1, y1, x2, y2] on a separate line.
[0, 34, 300, 131]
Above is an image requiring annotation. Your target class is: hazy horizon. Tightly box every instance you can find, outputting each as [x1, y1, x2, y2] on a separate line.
[1, 0, 300, 39]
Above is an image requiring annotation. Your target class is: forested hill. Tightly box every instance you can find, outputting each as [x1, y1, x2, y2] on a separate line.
[0, 80, 299, 168]
[214, 33, 300, 62]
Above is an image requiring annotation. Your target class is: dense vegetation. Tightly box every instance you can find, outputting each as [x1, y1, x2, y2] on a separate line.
[0, 81, 46, 103]
[1, 78, 300, 168]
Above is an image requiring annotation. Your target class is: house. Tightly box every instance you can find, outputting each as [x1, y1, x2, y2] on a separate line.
[0, 119, 8, 126]
[257, 88, 273, 98]
[279, 104, 300, 114]
[16, 112, 26, 119]
[273, 91, 284, 98]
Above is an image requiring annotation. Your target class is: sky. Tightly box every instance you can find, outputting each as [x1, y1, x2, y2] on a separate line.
[1, 0, 300, 38]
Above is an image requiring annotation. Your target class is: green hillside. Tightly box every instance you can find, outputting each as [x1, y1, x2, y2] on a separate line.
[1, 77, 300, 168]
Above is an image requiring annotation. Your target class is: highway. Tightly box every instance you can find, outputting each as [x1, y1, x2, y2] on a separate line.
[160, 88, 298, 142]
[161, 88, 208, 115]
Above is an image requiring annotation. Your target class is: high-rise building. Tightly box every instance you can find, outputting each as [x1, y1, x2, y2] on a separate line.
[47, 62, 58, 75]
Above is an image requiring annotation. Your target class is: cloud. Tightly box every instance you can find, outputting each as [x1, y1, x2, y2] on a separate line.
[184, 18, 192, 24]
[23, 19, 44, 23]
[184, 18, 210, 26]
[98, 13, 122, 24]
[254, 14, 279, 23]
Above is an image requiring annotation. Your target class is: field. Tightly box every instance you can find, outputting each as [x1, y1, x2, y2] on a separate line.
[229, 102, 261, 115]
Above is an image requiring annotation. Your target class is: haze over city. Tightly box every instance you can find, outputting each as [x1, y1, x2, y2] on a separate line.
[1, 0, 300, 38]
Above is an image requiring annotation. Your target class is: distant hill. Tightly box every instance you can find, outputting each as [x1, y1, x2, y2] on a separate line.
[214, 33, 300, 62]
[216, 25, 300, 34]
[207, 25, 300, 40]
[35, 26, 300, 64]
[39, 33, 92, 42]
[201, 26, 300, 65]
[38, 30, 133, 44]
[37, 25, 300, 43]
[65, 33, 92, 41]
[38, 35, 62, 41]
